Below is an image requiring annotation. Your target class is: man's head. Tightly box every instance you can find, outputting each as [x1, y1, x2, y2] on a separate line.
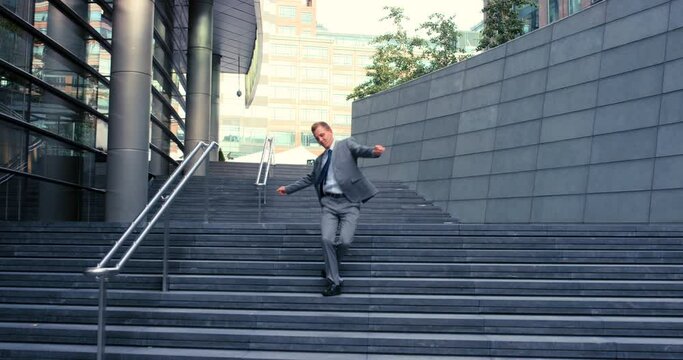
[311, 121, 334, 149]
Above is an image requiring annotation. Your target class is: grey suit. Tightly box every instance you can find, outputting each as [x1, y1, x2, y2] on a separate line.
[283, 138, 381, 286]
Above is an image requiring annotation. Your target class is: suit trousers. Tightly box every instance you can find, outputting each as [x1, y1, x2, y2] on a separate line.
[320, 195, 360, 285]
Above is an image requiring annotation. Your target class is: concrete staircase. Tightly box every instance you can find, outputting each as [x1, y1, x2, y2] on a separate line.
[0, 162, 682, 359]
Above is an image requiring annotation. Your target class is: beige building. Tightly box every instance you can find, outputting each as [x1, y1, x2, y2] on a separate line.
[219, 0, 375, 161]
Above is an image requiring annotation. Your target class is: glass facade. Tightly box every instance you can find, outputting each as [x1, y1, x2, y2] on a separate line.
[0, 0, 188, 221]
[548, 0, 559, 23]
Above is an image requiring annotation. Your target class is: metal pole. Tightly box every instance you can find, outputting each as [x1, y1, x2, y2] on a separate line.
[162, 215, 169, 292]
[96, 275, 108, 360]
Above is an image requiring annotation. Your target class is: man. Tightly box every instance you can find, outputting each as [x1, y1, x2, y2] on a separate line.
[277, 121, 385, 296]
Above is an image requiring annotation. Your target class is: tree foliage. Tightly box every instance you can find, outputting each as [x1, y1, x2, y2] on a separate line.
[348, 7, 464, 101]
[477, 0, 535, 51]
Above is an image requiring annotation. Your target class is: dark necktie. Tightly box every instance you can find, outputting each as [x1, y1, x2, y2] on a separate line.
[319, 149, 332, 193]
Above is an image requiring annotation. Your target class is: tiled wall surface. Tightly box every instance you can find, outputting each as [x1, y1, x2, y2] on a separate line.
[352, 0, 683, 223]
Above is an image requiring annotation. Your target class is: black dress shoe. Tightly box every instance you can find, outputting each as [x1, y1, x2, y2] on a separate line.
[322, 283, 342, 296]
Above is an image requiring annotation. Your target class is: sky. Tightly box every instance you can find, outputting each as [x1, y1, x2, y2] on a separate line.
[316, 0, 484, 35]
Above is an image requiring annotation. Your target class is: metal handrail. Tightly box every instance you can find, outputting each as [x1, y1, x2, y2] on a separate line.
[255, 136, 274, 186]
[254, 137, 274, 210]
[85, 140, 218, 360]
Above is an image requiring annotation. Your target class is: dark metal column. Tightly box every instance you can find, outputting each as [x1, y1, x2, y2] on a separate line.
[184, 0, 214, 175]
[105, 0, 154, 222]
[210, 53, 221, 162]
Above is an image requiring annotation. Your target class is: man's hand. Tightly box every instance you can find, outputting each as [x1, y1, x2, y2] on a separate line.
[373, 144, 385, 157]
[276, 186, 287, 195]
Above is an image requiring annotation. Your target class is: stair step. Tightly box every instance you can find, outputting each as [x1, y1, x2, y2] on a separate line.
[2, 288, 683, 316]
[1, 304, 682, 337]
[2, 322, 682, 358]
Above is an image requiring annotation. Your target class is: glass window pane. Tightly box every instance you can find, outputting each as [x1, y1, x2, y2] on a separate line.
[0, 14, 33, 72]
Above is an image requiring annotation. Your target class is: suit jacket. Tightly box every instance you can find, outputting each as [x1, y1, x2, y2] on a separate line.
[284, 137, 380, 203]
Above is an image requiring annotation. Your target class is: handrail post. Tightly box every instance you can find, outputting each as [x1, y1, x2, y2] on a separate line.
[95, 275, 108, 360]
[162, 195, 170, 292]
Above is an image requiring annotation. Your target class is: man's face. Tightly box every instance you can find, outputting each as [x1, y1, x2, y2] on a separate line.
[313, 126, 334, 149]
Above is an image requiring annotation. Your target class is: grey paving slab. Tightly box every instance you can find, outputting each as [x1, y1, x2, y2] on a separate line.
[461, 83, 502, 112]
[660, 91, 683, 125]
[455, 129, 495, 156]
[544, 82, 598, 117]
[448, 200, 486, 223]
[501, 69, 548, 102]
[593, 96, 660, 134]
[653, 155, 683, 190]
[485, 197, 532, 223]
[423, 115, 459, 139]
[672, 0, 683, 30]
[421, 136, 457, 161]
[491, 146, 538, 174]
[549, 26, 604, 65]
[399, 78, 431, 105]
[504, 45, 550, 79]
[599, 34, 667, 78]
[534, 166, 589, 196]
[606, 0, 669, 22]
[459, 105, 498, 133]
[531, 195, 585, 223]
[498, 95, 544, 126]
[656, 122, 683, 156]
[540, 110, 595, 143]
[552, 1, 606, 40]
[603, 4, 670, 50]
[388, 162, 419, 182]
[463, 59, 505, 90]
[352, 115, 370, 133]
[371, 90, 400, 113]
[650, 189, 683, 222]
[417, 179, 451, 201]
[663, 58, 683, 92]
[426, 93, 463, 119]
[537, 138, 592, 169]
[352, 98, 372, 117]
[591, 128, 657, 163]
[393, 122, 425, 145]
[452, 152, 494, 178]
[547, 54, 601, 91]
[390, 142, 423, 163]
[494, 120, 541, 150]
[368, 109, 397, 131]
[488, 172, 535, 198]
[429, 71, 464, 98]
[584, 191, 651, 223]
[587, 159, 655, 193]
[597, 65, 663, 106]
[449, 176, 490, 200]
[417, 158, 454, 181]
[666, 28, 683, 61]
[365, 128, 395, 147]
[395, 102, 427, 126]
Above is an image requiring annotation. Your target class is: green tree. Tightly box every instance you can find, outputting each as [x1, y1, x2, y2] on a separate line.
[348, 7, 464, 101]
[477, 0, 536, 51]
[418, 13, 466, 72]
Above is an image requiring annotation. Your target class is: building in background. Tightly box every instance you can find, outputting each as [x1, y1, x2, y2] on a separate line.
[219, 0, 375, 161]
[0, 0, 260, 221]
[538, 0, 604, 27]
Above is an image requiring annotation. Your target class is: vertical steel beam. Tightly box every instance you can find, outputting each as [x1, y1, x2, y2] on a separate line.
[184, 0, 214, 175]
[105, 0, 154, 222]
